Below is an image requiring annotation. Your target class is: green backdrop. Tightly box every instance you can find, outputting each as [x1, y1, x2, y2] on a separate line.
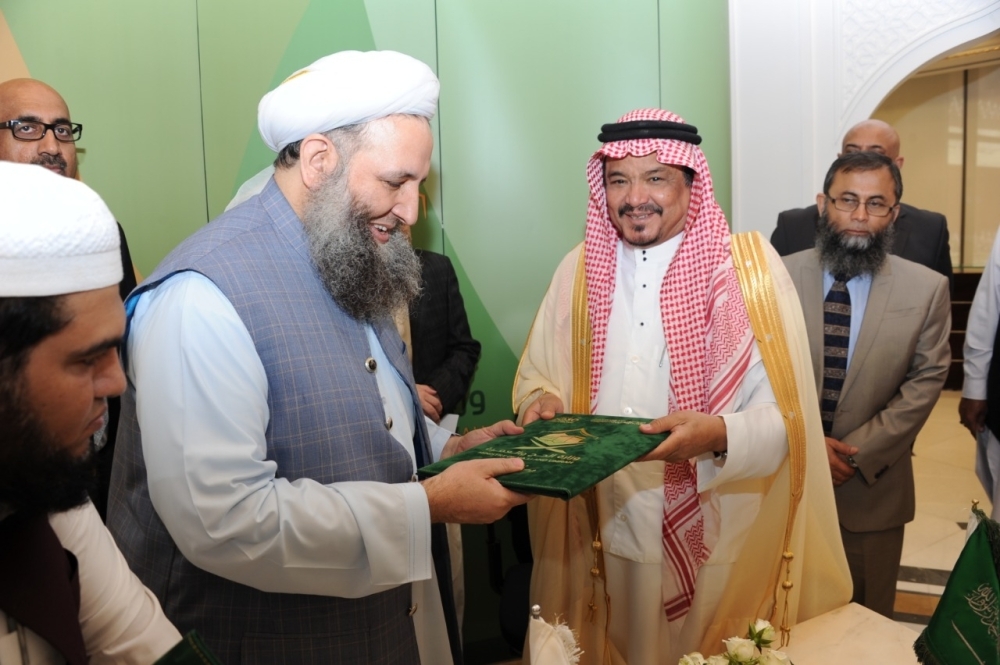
[3, 0, 730, 431]
[3, 0, 731, 656]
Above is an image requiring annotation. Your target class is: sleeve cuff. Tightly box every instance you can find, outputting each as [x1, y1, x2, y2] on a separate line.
[963, 376, 988, 400]
[426, 418, 456, 463]
[401, 481, 433, 583]
[700, 405, 786, 491]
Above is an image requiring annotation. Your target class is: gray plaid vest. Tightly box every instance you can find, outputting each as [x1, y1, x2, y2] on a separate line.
[109, 179, 459, 664]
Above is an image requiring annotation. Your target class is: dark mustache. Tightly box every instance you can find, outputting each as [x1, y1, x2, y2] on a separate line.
[33, 154, 68, 171]
[618, 202, 664, 218]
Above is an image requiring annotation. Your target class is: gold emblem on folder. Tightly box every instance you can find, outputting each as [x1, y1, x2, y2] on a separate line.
[515, 428, 593, 455]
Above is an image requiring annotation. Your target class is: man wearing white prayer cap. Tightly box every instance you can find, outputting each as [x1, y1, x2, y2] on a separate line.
[0, 78, 141, 523]
[108, 50, 528, 665]
[0, 162, 182, 664]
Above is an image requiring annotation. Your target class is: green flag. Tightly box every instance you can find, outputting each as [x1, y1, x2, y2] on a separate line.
[154, 631, 224, 665]
[915, 507, 1000, 664]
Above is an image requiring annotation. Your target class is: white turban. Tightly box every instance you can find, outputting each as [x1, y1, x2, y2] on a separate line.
[0, 162, 122, 297]
[258, 50, 439, 153]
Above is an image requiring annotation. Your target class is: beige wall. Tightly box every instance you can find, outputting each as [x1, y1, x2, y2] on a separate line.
[874, 62, 1000, 269]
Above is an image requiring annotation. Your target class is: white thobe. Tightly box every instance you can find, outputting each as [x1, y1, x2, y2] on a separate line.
[128, 271, 455, 664]
[0, 502, 180, 665]
[963, 229, 1000, 520]
[592, 237, 786, 663]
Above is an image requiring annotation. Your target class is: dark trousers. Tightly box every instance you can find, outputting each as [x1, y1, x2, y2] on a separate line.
[840, 524, 905, 618]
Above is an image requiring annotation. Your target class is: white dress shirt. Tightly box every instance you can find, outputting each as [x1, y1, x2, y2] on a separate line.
[594, 235, 787, 563]
[963, 229, 1000, 520]
[128, 271, 453, 598]
[963, 230, 1000, 401]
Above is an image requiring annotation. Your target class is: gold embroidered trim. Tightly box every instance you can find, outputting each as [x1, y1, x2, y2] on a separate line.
[731, 231, 807, 647]
[571, 249, 612, 654]
[571, 248, 592, 415]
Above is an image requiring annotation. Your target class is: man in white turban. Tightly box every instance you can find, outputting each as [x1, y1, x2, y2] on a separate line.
[0, 162, 181, 664]
[108, 50, 528, 665]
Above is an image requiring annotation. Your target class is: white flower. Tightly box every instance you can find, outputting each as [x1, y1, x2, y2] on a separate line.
[759, 649, 792, 665]
[678, 653, 708, 665]
[753, 619, 776, 645]
[724, 636, 759, 661]
[706, 656, 730, 665]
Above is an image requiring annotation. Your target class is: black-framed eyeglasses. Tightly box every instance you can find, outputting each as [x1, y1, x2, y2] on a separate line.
[0, 119, 83, 143]
[826, 195, 897, 218]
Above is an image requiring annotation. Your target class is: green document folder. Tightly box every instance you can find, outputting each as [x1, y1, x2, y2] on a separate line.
[418, 414, 663, 499]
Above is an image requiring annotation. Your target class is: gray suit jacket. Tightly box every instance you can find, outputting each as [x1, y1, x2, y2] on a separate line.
[783, 251, 951, 532]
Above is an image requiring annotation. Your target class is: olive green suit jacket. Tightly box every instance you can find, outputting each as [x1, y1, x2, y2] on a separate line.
[783, 251, 951, 533]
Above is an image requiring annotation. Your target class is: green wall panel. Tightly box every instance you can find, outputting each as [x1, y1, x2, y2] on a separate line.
[435, 0, 661, 435]
[364, 0, 443, 252]
[196, 0, 312, 219]
[198, 0, 376, 220]
[437, 0, 661, 356]
[659, 0, 732, 219]
[4, 0, 207, 275]
[3, 1, 732, 660]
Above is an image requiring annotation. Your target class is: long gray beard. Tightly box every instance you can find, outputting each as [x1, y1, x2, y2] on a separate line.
[815, 211, 895, 279]
[303, 171, 422, 322]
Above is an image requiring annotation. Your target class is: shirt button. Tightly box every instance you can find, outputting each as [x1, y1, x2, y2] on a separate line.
[618, 514, 628, 522]
[385, 416, 393, 430]
[623, 407, 633, 415]
[631, 356, 639, 363]
[365, 357, 377, 373]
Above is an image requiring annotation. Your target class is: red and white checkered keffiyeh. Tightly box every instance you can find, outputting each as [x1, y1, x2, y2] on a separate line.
[583, 108, 754, 621]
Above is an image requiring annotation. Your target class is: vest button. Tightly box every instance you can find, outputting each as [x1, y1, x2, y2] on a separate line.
[365, 357, 377, 373]
[385, 416, 393, 430]
[408, 604, 418, 616]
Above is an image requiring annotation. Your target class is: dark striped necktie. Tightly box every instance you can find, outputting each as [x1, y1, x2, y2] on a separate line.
[821, 276, 851, 435]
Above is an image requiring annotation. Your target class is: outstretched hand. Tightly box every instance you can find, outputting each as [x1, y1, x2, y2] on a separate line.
[422, 458, 532, 523]
[636, 411, 727, 463]
[522, 393, 564, 425]
[441, 420, 523, 459]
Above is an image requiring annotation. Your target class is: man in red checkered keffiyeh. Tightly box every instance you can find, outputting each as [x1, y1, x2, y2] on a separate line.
[514, 109, 794, 663]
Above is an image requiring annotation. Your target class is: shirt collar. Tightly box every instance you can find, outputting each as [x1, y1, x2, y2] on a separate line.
[620, 232, 684, 273]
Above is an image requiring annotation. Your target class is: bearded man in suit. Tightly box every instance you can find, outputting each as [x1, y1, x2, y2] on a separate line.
[783, 150, 950, 618]
[772, 119, 952, 284]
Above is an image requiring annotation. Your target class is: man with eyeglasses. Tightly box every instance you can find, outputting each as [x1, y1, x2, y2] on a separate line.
[783, 151, 951, 618]
[771, 119, 952, 284]
[0, 78, 139, 522]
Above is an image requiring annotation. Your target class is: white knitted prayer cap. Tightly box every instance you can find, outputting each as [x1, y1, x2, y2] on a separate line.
[0, 162, 122, 297]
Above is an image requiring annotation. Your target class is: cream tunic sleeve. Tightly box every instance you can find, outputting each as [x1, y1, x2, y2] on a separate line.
[49, 502, 181, 663]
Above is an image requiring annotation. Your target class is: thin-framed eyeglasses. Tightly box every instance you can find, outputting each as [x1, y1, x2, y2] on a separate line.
[826, 195, 896, 217]
[0, 119, 83, 143]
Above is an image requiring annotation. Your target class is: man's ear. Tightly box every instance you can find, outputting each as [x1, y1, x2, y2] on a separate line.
[889, 202, 901, 225]
[816, 193, 826, 212]
[297, 133, 340, 190]
[894, 155, 905, 169]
